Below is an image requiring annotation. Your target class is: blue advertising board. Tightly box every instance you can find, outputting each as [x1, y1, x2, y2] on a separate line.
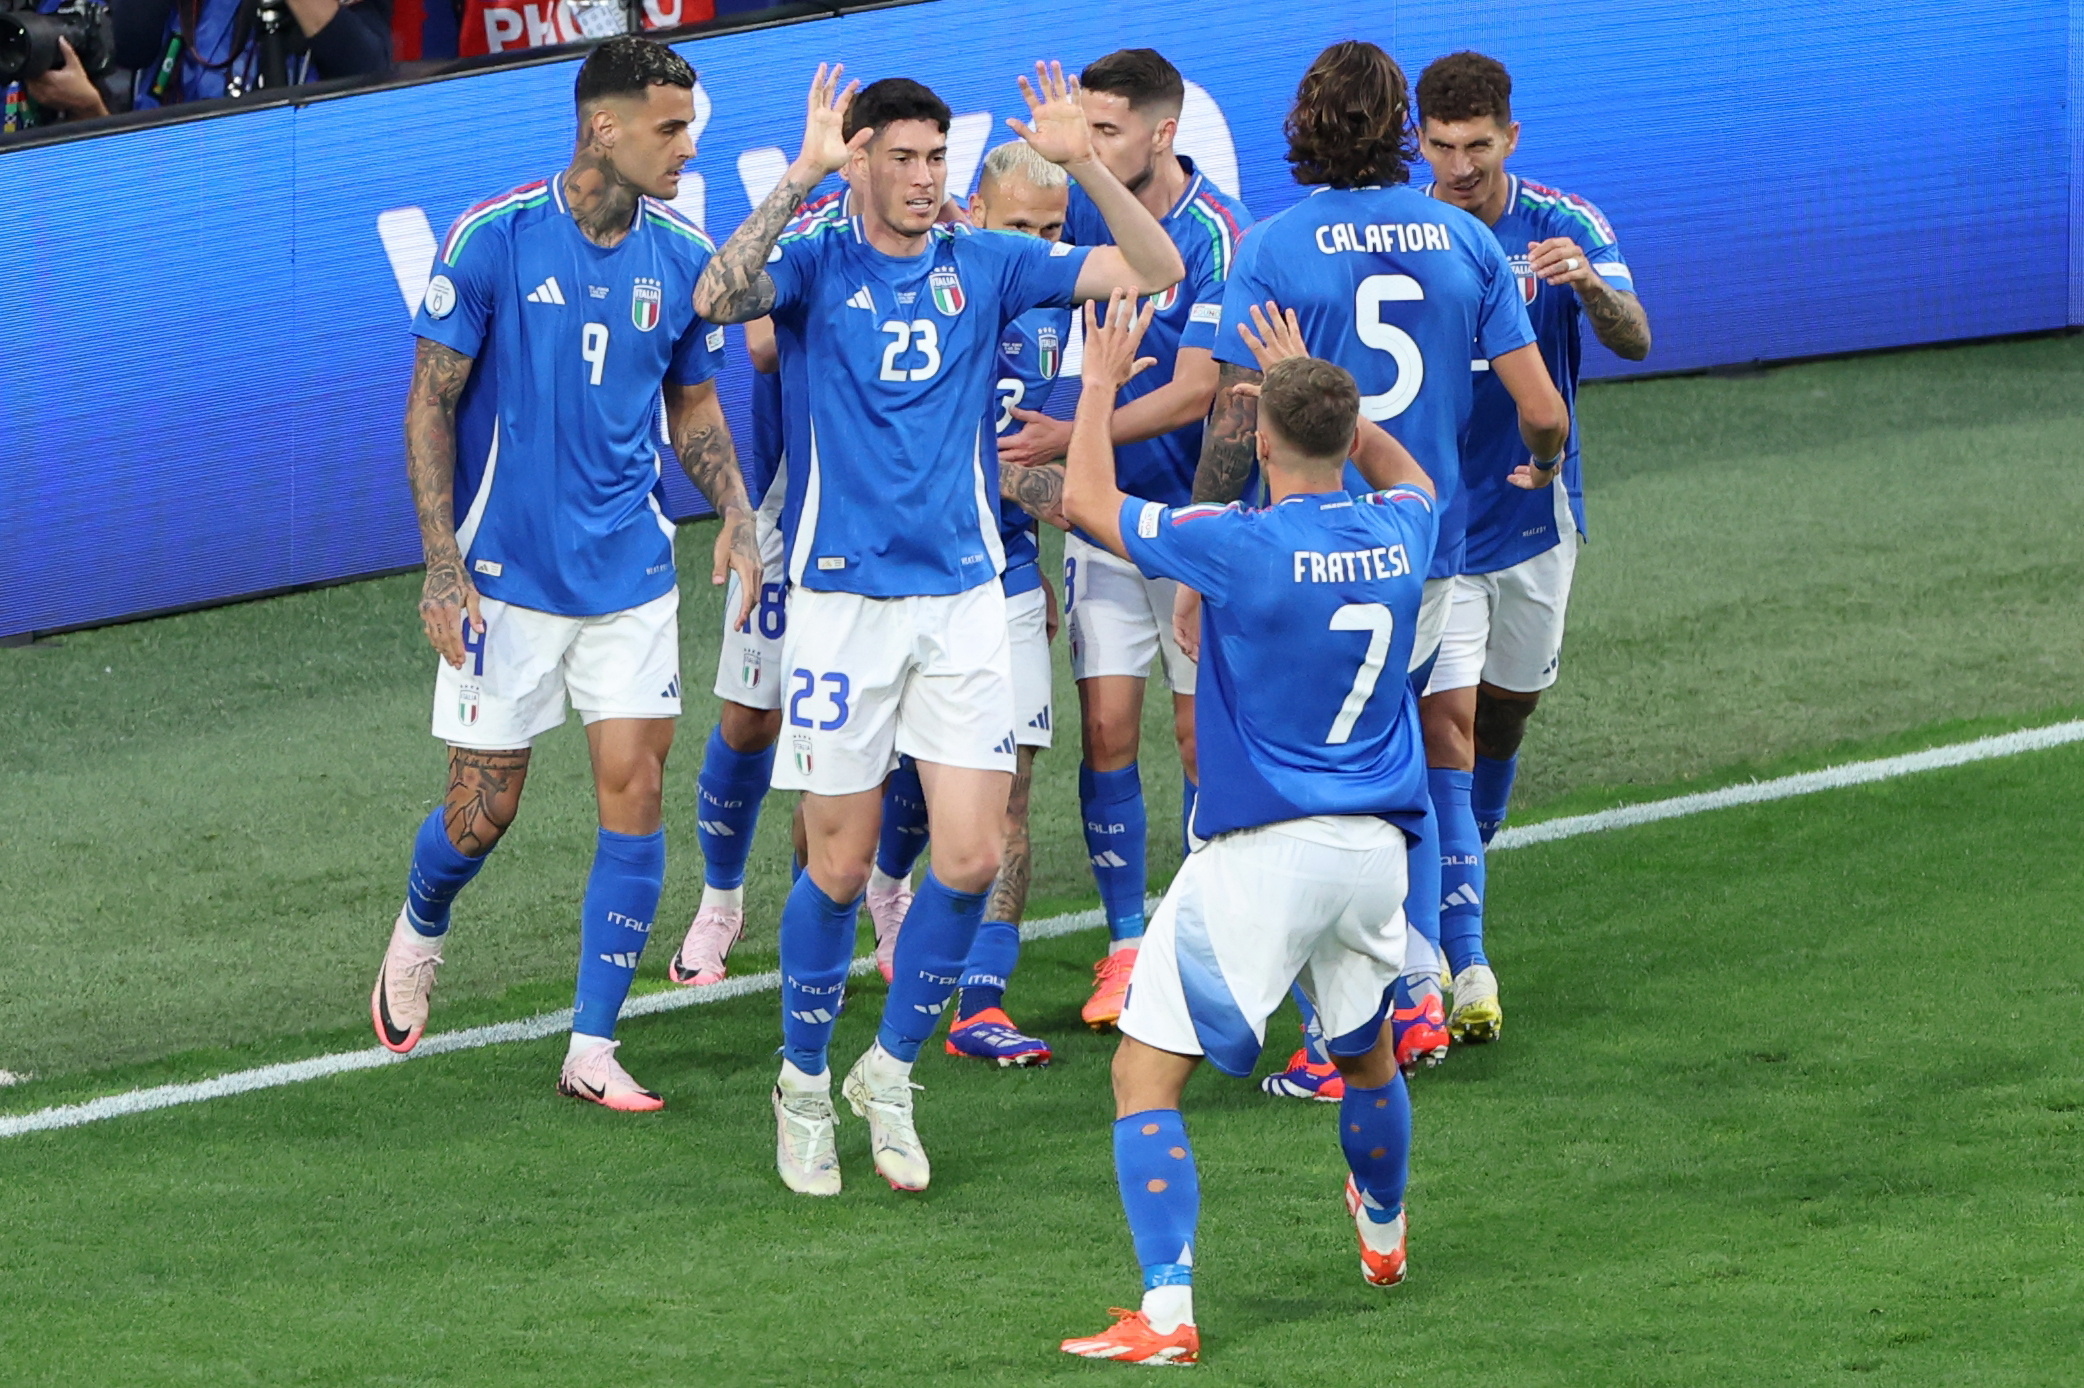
[1, 0, 2070, 637]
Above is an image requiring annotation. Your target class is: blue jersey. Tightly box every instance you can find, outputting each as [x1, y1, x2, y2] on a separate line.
[1120, 485, 1439, 839]
[1446, 175, 1633, 573]
[412, 177, 724, 617]
[1213, 185, 1534, 580]
[747, 368, 785, 507]
[1066, 158, 1250, 504]
[992, 305, 1074, 597]
[768, 216, 1092, 598]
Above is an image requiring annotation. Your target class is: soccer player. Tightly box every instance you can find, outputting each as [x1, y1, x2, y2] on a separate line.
[935, 138, 1083, 1067]
[1057, 292, 1437, 1366]
[1415, 51, 1652, 1041]
[369, 38, 762, 1110]
[694, 63, 1181, 1195]
[997, 48, 1250, 1032]
[1189, 40, 1568, 1090]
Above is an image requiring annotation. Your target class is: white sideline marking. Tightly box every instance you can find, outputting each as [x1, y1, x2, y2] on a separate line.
[6, 721, 2081, 1141]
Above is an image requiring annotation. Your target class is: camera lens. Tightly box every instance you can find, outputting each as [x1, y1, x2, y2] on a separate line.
[0, 12, 63, 82]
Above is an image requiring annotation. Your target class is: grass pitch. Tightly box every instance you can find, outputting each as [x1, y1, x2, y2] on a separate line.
[3, 744, 2081, 1385]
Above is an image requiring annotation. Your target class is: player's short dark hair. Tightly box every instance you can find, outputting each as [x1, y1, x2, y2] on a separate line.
[1259, 358, 1360, 462]
[843, 78, 952, 142]
[1285, 40, 1417, 189]
[1417, 51, 1512, 127]
[1080, 48, 1185, 119]
[574, 36, 695, 110]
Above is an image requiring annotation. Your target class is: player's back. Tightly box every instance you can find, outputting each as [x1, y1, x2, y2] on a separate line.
[419, 179, 722, 617]
[1157, 485, 1439, 839]
[1214, 186, 1531, 578]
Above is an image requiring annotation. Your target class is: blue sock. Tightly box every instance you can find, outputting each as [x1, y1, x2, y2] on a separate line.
[1405, 795, 1442, 953]
[1293, 984, 1331, 1065]
[958, 917, 1021, 1017]
[875, 757, 931, 880]
[1181, 773, 1199, 857]
[1433, 768, 1488, 976]
[403, 807, 489, 937]
[571, 828, 665, 1040]
[696, 725, 774, 891]
[878, 872, 990, 1062]
[1340, 1074, 1413, 1222]
[1473, 752, 1518, 846]
[1115, 1110, 1200, 1288]
[779, 873, 859, 1075]
[1081, 762, 1148, 941]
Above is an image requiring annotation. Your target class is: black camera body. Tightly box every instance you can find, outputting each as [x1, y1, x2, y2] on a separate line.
[0, 0, 115, 84]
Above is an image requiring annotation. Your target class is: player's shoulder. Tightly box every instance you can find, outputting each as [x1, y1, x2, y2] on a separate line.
[1514, 176, 1619, 246]
[639, 196, 718, 256]
[1357, 483, 1436, 515]
[1177, 174, 1251, 273]
[1137, 499, 1242, 540]
[439, 178, 555, 264]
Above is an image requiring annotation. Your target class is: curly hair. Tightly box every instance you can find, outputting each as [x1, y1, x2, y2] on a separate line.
[1416, 51, 1512, 126]
[1284, 40, 1417, 189]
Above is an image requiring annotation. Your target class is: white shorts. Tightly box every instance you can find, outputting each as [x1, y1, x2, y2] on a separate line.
[1426, 529, 1579, 696]
[770, 583, 1017, 796]
[1007, 584, 1054, 750]
[1064, 531, 1197, 695]
[1118, 815, 1409, 1077]
[712, 469, 791, 711]
[431, 588, 681, 750]
[1408, 575, 1455, 674]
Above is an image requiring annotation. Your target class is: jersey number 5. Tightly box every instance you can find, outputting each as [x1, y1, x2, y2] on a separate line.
[880, 320, 942, 383]
[1326, 602, 1395, 744]
[1354, 275, 1424, 421]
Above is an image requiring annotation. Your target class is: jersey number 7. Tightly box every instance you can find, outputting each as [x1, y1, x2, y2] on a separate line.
[1326, 603, 1394, 744]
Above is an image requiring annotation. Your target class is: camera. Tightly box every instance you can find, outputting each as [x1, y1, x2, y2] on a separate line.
[0, 0, 115, 84]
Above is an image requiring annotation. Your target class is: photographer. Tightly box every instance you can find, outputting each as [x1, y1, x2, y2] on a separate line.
[2, 0, 117, 131]
[113, 0, 389, 104]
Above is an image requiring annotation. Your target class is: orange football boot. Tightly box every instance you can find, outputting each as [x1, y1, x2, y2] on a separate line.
[1060, 1308, 1200, 1366]
[1081, 947, 1139, 1031]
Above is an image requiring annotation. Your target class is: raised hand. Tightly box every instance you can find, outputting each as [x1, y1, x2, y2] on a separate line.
[1007, 61, 1093, 167]
[1235, 301, 1312, 372]
[1080, 289, 1158, 391]
[798, 63, 872, 177]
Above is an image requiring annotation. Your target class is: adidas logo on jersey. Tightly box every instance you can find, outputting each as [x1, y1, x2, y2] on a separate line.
[525, 277, 567, 305]
[597, 951, 642, 969]
[846, 286, 875, 311]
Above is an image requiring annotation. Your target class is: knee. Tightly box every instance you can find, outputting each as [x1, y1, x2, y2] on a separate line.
[1081, 711, 1140, 770]
[932, 840, 1003, 895]
[1473, 689, 1537, 759]
[808, 853, 870, 904]
[720, 702, 782, 754]
[1173, 724, 1197, 780]
[443, 748, 530, 856]
[1420, 704, 1474, 771]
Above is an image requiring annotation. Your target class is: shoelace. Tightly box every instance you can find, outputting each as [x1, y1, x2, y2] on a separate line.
[393, 947, 443, 993]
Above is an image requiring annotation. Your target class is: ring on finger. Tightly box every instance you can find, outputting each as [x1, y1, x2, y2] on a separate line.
[1564, 256, 1580, 271]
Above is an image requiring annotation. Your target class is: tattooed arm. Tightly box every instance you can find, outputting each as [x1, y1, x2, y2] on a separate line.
[694, 64, 872, 324]
[1001, 458, 1068, 531]
[1527, 236, 1651, 361]
[405, 337, 479, 667]
[664, 379, 762, 631]
[1188, 360, 1262, 504]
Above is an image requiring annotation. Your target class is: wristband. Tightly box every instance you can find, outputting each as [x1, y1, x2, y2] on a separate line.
[1531, 451, 1563, 473]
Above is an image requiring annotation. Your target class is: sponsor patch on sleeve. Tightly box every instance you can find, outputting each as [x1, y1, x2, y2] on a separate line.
[1188, 302, 1222, 324]
[423, 275, 457, 319]
[1137, 501, 1164, 539]
[1050, 241, 1074, 257]
[706, 326, 726, 351]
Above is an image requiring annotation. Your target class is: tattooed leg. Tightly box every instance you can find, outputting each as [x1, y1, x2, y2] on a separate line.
[443, 746, 532, 857]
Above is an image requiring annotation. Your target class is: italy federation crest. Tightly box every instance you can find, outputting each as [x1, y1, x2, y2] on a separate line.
[632, 278, 663, 331]
[929, 266, 966, 316]
[1037, 325, 1062, 379]
[1509, 256, 1538, 303]
[1149, 283, 1179, 312]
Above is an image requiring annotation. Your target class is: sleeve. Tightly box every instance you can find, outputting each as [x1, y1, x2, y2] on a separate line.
[1381, 484, 1440, 577]
[304, 0, 393, 79]
[1039, 311, 1083, 418]
[669, 315, 725, 386]
[411, 205, 502, 359]
[1471, 232, 1537, 362]
[762, 233, 817, 321]
[993, 230, 1092, 314]
[1575, 196, 1635, 295]
[1118, 499, 1239, 603]
[1209, 227, 1271, 370]
[1176, 207, 1245, 354]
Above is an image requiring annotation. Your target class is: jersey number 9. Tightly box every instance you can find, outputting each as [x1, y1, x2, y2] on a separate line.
[1354, 275, 1424, 421]
[581, 323, 610, 387]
